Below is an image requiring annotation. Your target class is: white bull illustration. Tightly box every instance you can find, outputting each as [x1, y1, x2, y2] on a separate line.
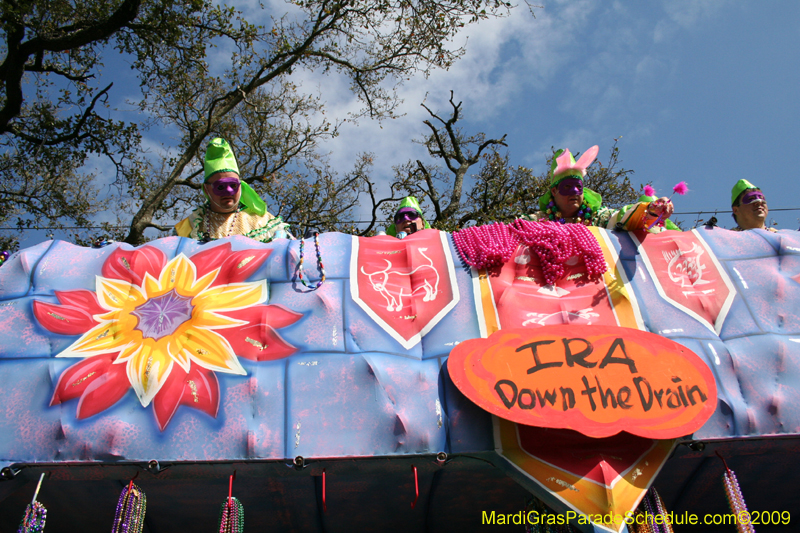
[360, 248, 440, 312]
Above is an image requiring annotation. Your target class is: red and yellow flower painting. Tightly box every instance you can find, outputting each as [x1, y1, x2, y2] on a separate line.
[33, 243, 302, 430]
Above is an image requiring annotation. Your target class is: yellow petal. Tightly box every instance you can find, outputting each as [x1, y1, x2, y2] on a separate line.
[114, 342, 141, 364]
[158, 255, 197, 294]
[152, 330, 193, 372]
[57, 322, 132, 358]
[142, 271, 162, 298]
[127, 342, 174, 407]
[95, 310, 121, 323]
[193, 311, 245, 330]
[96, 277, 144, 310]
[115, 311, 140, 334]
[193, 280, 267, 313]
[191, 268, 219, 294]
[167, 338, 192, 372]
[179, 327, 246, 375]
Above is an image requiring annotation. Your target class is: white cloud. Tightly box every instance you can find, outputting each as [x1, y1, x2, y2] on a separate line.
[662, 0, 730, 29]
[291, 9, 545, 186]
[652, 18, 677, 44]
[654, 0, 733, 42]
[132, 0, 742, 222]
[308, 0, 612, 187]
[121, 0, 607, 203]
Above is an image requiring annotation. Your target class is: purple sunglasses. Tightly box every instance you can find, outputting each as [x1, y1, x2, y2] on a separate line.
[394, 210, 421, 223]
[209, 178, 241, 196]
[557, 177, 583, 196]
[740, 190, 766, 205]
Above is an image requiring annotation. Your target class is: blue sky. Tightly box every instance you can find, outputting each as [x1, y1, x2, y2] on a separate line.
[318, 0, 800, 230]
[12, 0, 800, 247]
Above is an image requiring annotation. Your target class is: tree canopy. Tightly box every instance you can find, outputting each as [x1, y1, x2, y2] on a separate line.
[386, 92, 639, 233]
[0, 0, 513, 248]
[0, 0, 207, 247]
[0, 0, 644, 249]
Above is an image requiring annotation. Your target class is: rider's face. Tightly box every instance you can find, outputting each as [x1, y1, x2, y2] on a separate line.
[551, 185, 584, 218]
[204, 171, 241, 213]
[396, 217, 423, 234]
[732, 190, 768, 230]
[394, 209, 424, 235]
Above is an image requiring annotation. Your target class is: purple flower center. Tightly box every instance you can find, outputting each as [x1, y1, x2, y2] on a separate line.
[132, 289, 194, 340]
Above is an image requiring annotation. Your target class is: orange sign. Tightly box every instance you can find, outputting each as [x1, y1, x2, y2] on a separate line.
[448, 325, 717, 438]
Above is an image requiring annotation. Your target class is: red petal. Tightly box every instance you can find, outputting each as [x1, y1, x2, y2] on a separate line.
[189, 242, 234, 280]
[223, 304, 303, 329]
[215, 248, 271, 285]
[51, 354, 115, 405]
[102, 245, 166, 286]
[152, 365, 219, 431]
[152, 366, 186, 431]
[55, 290, 106, 316]
[190, 244, 271, 285]
[181, 366, 219, 418]
[75, 362, 130, 419]
[33, 300, 99, 335]
[219, 324, 298, 361]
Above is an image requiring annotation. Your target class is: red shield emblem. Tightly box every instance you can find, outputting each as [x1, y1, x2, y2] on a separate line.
[631, 229, 735, 334]
[351, 230, 459, 349]
[494, 418, 675, 533]
[516, 426, 659, 487]
[487, 244, 619, 329]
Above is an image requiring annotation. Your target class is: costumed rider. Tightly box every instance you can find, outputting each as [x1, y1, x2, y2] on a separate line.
[174, 138, 289, 242]
[524, 145, 675, 232]
[615, 187, 681, 232]
[730, 179, 775, 232]
[386, 196, 431, 238]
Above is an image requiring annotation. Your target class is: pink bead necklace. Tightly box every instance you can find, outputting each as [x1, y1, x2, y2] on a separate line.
[452, 222, 519, 269]
[453, 220, 607, 286]
[510, 220, 607, 285]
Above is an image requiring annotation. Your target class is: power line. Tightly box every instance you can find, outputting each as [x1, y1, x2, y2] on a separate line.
[0, 221, 382, 231]
[0, 226, 127, 231]
[4, 207, 800, 232]
[674, 207, 800, 215]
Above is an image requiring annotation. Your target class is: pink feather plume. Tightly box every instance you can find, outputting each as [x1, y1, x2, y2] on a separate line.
[643, 185, 656, 197]
[672, 181, 689, 195]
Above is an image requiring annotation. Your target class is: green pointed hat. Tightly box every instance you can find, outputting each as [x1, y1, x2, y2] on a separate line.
[731, 179, 759, 206]
[386, 196, 431, 237]
[204, 138, 239, 180]
[203, 138, 266, 216]
[538, 146, 602, 212]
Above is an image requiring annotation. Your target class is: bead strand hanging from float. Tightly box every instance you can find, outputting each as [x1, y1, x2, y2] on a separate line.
[717, 452, 755, 533]
[17, 473, 47, 533]
[111, 475, 147, 533]
[218, 472, 244, 533]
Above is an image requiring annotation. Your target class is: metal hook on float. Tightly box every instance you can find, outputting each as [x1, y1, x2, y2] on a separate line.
[410, 465, 419, 509]
[0, 466, 20, 480]
[228, 470, 237, 507]
[715, 450, 732, 474]
[127, 470, 139, 495]
[322, 469, 327, 513]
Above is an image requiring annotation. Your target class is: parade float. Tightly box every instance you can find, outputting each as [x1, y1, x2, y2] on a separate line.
[0, 224, 797, 532]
